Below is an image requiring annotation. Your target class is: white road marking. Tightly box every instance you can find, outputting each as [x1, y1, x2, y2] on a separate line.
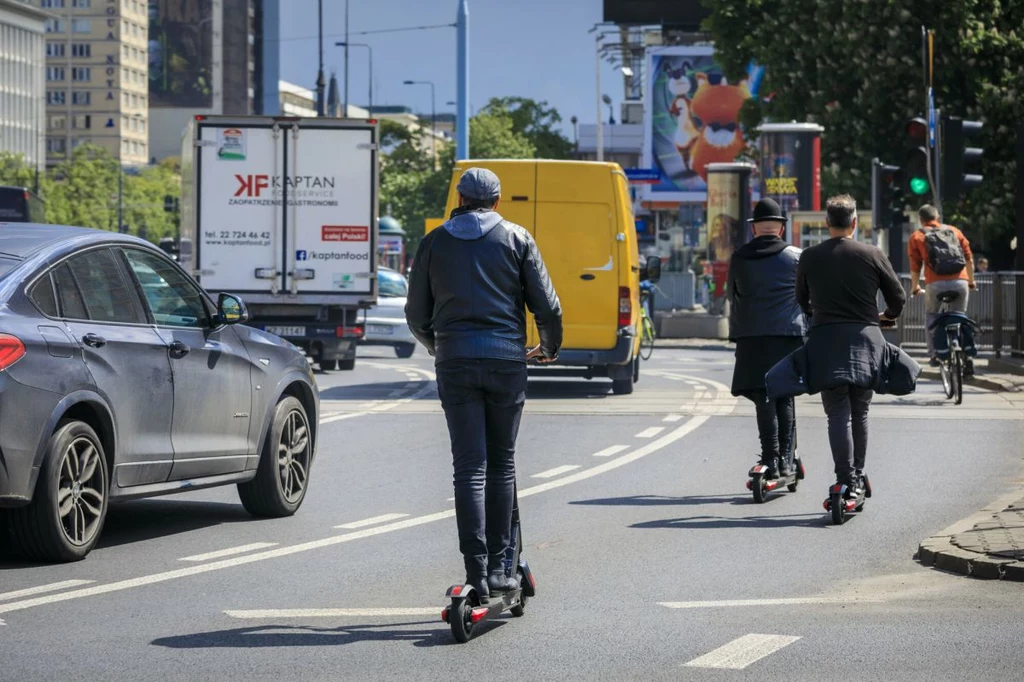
[319, 364, 436, 425]
[178, 543, 279, 562]
[0, 374, 725, 617]
[592, 444, 630, 458]
[684, 380, 699, 385]
[635, 426, 665, 439]
[531, 465, 580, 479]
[334, 513, 410, 530]
[684, 634, 801, 670]
[659, 597, 884, 609]
[663, 414, 683, 423]
[225, 607, 439, 619]
[0, 580, 95, 603]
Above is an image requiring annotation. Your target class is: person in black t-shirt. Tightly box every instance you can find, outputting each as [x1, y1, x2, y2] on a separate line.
[796, 195, 906, 498]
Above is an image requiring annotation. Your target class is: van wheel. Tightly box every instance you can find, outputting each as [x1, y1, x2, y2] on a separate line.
[632, 356, 640, 383]
[612, 377, 634, 395]
[9, 421, 109, 562]
[338, 358, 356, 371]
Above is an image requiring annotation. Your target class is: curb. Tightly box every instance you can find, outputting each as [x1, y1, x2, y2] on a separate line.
[916, 489, 1024, 581]
[918, 367, 1022, 393]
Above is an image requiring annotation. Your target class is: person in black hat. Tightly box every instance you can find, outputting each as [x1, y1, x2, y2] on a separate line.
[727, 198, 806, 478]
[405, 167, 562, 604]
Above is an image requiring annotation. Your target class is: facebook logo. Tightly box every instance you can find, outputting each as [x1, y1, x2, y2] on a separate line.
[296, 250, 308, 261]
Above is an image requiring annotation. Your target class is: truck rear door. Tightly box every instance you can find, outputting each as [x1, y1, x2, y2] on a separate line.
[196, 124, 282, 294]
[286, 123, 377, 297]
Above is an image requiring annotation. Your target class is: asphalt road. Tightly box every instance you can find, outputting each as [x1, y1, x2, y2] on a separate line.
[2, 346, 1023, 681]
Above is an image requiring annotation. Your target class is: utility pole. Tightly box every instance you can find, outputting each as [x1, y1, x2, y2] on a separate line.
[315, 0, 325, 117]
[343, 0, 349, 117]
[456, 0, 469, 160]
[595, 33, 603, 162]
[1016, 124, 1024, 270]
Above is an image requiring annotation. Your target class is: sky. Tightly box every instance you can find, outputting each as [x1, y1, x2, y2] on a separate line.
[277, 0, 627, 135]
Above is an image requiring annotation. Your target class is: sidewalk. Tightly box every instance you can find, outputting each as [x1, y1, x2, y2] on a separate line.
[913, 355, 1024, 394]
[918, 491, 1024, 581]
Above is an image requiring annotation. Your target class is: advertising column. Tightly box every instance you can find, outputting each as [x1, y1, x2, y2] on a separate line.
[705, 162, 756, 314]
[757, 123, 824, 242]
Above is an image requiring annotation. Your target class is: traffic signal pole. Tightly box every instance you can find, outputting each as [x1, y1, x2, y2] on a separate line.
[1016, 124, 1024, 270]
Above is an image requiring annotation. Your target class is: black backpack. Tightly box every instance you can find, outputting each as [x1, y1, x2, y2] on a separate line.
[921, 226, 966, 276]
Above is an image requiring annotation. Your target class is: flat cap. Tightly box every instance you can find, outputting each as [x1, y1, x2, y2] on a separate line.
[456, 167, 501, 201]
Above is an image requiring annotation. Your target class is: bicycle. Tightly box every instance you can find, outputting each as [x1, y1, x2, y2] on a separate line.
[930, 290, 973, 405]
[638, 285, 655, 361]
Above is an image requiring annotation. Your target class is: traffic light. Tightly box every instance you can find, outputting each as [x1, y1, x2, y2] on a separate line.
[871, 159, 903, 229]
[903, 117, 931, 198]
[941, 116, 984, 204]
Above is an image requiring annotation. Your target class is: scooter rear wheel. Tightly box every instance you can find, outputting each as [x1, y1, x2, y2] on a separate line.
[449, 599, 473, 643]
[752, 473, 767, 504]
[510, 569, 528, 617]
[830, 493, 846, 525]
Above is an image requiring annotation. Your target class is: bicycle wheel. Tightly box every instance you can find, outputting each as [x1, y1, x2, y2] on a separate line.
[952, 352, 963, 405]
[639, 314, 655, 361]
[939, 359, 954, 399]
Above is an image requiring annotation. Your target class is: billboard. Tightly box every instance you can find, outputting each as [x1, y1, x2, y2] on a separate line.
[603, 0, 710, 28]
[641, 46, 763, 203]
[148, 0, 214, 108]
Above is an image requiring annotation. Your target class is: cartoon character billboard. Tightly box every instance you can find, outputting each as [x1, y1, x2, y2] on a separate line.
[642, 46, 764, 203]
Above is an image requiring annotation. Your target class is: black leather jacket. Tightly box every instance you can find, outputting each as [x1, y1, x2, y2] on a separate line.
[727, 235, 807, 340]
[405, 207, 562, 364]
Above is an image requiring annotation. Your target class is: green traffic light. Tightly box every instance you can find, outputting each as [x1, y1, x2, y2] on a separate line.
[909, 176, 930, 195]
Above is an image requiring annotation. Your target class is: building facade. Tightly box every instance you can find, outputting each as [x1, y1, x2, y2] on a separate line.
[0, 0, 47, 172]
[37, 0, 150, 167]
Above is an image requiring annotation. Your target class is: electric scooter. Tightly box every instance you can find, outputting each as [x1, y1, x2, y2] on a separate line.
[823, 475, 872, 525]
[441, 487, 536, 643]
[746, 430, 805, 503]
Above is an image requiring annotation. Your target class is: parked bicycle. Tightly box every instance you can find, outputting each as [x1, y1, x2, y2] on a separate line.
[929, 290, 978, 405]
[639, 282, 655, 361]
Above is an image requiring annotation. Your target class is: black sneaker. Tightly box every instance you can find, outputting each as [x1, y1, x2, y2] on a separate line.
[964, 360, 975, 378]
[929, 357, 941, 367]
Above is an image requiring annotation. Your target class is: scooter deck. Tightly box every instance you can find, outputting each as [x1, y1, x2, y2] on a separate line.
[441, 585, 523, 624]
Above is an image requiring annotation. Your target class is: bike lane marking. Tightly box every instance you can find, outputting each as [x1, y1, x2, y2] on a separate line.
[683, 634, 801, 670]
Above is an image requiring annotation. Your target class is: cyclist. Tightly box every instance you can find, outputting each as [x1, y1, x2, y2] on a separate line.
[907, 204, 977, 372]
[727, 198, 806, 479]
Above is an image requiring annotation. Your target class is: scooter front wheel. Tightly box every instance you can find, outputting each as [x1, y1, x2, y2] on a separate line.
[830, 492, 846, 525]
[510, 569, 528, 617]
[752, 473, 767, 504]
[449, 599, 474, 643]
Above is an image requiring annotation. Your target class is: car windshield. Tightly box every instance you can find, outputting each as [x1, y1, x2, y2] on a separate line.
[379, 270, 408, 298]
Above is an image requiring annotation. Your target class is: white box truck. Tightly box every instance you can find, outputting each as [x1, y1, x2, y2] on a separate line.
[180, 115, 379, 370]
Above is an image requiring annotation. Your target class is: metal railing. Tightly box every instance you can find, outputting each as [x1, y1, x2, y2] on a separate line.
[890, 272, 1024, 356]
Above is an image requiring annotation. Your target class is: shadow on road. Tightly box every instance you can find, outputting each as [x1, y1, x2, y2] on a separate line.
[320, 378, 620, 402]
[630, 513, 827, 530]
[151, 620, 500, 649]
[570, 494, 747, 507]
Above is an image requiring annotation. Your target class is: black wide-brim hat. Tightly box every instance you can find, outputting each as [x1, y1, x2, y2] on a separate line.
[747, 197, 787, 223]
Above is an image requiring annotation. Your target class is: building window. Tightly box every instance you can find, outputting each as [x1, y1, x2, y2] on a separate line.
[73, 0, 92, 7]
[140, 119, 146, 134]
[73, 115, 91, 129]
[46, 67, 65, 81]
[47, 91, 66, 105]
[71, 19, 91, 33]
[45, 19, 64, 33]
[72, 67, 91, 82]
[72, 138, 86, 150]
[47, 138, 67, 154]
[122, 45, 129, 60]
[71, 43, 91, 58]
[41, 0, 65, 7]
[49, 115, 67, 129]
[122, 20, 128, 34]
[46, 42, 66, 57]
[72, 91, 91, 105]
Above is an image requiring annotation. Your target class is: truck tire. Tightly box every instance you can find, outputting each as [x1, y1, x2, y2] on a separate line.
[238, 396, 312, 517]
[9, 421, 109, 562]
[395, 343, 415, 359]
[323, 359, 340, 371]
[338, 358, 356, 371]
[612, 377, 634, 395]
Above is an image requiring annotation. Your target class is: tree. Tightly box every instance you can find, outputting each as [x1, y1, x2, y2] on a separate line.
[481, 97, 574, 159]
[703, 0, 1024, 262]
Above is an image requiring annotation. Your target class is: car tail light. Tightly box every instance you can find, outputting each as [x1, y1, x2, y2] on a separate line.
[0, 334, 25, 370]
[335, 326, 365, 338]
[618, 287, 631, 328]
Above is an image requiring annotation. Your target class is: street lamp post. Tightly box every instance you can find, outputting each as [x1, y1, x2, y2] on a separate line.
[404, 80, 436, 165]
[595, 34, 604, 161]
[336, 42, 372, 114]
[315, 0, 325, 117]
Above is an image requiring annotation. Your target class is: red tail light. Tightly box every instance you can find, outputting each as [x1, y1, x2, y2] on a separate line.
[618, 287, 632, 328]
[335, 326, 365, 338]
[0, 334, 25, 370]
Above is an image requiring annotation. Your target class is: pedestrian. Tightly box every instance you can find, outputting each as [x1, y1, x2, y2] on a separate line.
[727, 198, 806, 479]
[405, 167, 562, 604]
[795, 194, 906, 498]
[907, 204, 977, 366]
[976, 255, 989, 273]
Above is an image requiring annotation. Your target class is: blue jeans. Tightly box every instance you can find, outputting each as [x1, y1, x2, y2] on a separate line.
[436, 359, 527, 562]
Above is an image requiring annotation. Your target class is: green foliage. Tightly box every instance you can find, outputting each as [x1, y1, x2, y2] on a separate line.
[704, 0, 1024, 254]
[481, 97, 574, 159]
[0, 145, 180, 241]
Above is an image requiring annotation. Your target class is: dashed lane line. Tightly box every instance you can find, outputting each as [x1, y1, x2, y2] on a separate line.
[319, 363, 436, 425]
[179, 543, 279, 563]
[334, 513, 410, 530]
[659, 597, 884, 609]
[592, 444, 630, 458]
[684, 634, 801, 670]
[635, 426, 665, 439]
[663, 414, 683, 423]
[531, 465, 581, 479]
[0, 580, 95, 602]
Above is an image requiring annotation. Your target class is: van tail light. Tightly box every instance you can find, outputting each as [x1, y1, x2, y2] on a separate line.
[618, 287, 632, 328]
[0, 334, 26, 370]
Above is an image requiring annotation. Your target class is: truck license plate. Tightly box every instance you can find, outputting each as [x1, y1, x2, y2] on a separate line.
[367, 325, 393, 335]
[265, 326, 306, 337]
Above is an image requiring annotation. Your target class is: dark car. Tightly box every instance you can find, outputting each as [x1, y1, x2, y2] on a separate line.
[0, 224, 319, 562]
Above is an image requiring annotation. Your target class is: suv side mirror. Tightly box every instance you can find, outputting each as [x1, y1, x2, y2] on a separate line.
[217, 293, 249, 325]
[643, 256, 662, 283]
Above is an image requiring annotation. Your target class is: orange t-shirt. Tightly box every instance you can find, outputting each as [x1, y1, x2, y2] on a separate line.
[907, 221, 973, 284]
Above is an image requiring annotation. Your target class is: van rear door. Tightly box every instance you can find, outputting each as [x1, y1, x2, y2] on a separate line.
[534, 164, 619, 351]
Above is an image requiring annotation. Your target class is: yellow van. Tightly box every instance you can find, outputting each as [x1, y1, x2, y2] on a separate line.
[430, 159, 660, 394]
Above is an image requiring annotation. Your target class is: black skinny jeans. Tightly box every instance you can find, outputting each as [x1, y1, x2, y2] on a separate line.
[746, 391, 796, 467]
[436, 358, 527, 563]
[820, 385, 873, 486]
